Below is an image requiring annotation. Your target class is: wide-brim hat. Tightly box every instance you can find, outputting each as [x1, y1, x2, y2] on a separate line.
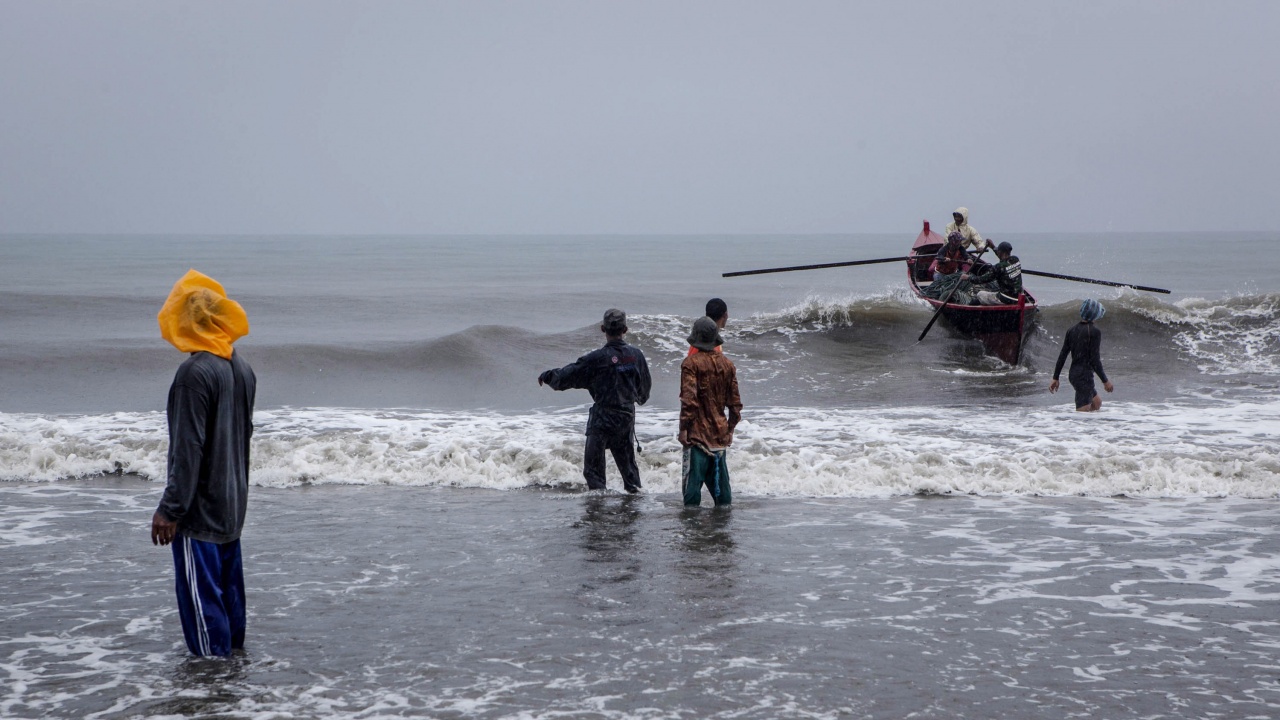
[687, 316, 723, 352]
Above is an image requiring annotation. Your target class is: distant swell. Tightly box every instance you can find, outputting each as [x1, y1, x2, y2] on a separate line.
[4, 291, 1277, 378]
[4, 403, 1278, 498]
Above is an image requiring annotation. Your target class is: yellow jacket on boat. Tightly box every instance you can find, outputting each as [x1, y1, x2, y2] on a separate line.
[945, 207, 986, 253]
[157, 269, 249, 360]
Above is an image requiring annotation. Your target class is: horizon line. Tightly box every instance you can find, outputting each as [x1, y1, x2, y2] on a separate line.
[1, 229, 1274, 238]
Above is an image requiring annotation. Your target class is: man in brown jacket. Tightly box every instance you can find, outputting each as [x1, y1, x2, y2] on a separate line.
[679, 316, 743, 506]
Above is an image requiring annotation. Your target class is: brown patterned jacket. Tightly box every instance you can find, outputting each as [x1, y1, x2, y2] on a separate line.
[679, 349, 742, 449]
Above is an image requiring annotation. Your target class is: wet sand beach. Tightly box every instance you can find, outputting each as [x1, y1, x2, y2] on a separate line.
[4, 479, 1280, 719]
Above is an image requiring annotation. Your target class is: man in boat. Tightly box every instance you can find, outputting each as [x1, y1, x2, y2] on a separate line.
[679, 316, 742, 507]
[1049, 299, 1114, 412]
[151, 269, 256, 657]
[538, 309, 652, 493]
[933, 231, 971, 281]
[946, 207, 993, 255]
[688, 298, 728, 356]
[964, 241, 1023, 305]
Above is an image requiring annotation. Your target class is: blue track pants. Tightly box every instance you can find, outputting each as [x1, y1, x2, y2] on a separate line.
[171, 534, 246, 656]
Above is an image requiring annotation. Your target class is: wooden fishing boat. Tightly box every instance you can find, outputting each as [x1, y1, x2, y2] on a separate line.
[906, 220, 1038, 364]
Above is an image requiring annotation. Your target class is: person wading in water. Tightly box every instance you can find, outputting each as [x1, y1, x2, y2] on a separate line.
[1050, 298, 1114, 411]
[151, 269, 257, 657]
[538, 309, 652, 493]
[679, 316, 743, 507]
[688, 298, 729, 356]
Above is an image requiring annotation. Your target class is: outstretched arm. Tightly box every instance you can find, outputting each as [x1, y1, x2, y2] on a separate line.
[538, 353, 594, 391]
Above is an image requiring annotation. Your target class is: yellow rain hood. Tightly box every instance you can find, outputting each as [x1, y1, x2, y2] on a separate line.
[157, 269, 249, 359]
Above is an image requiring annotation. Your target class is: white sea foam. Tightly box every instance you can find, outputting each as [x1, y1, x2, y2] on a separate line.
[1127, 292, 1280, 376]
[2, 399, 1278, 497]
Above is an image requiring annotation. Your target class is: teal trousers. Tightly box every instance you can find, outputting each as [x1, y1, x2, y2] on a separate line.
[682, 446, 731, 506]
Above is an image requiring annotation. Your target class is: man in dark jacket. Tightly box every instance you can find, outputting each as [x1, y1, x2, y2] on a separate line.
[151, 270, 257, 657]
[966, 241, 1023, 305]
[538, 309, 652, 493]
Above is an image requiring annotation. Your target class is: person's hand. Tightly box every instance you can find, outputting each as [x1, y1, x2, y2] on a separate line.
[1103, 381, 1114, 393]
[678, 429, 689, 447]
[537, 370, 552, 387]
[960, 272, 970, 280]
[1048, 379, 1059, 394]
[151, 512, 177, 546]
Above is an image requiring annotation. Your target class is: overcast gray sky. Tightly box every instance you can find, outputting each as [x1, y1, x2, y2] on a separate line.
[1, 1, 1276, 234]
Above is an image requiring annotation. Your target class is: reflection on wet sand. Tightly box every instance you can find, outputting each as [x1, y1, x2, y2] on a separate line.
[574, 494, 644, 586]
[134, 653, 252, 717]
[674, 507, 739, 612]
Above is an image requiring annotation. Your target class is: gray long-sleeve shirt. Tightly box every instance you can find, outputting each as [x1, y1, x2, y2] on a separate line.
[156, 350, 256, 544]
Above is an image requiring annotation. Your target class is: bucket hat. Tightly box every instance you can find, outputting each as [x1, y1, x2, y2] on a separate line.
[686, 316, 723, 353]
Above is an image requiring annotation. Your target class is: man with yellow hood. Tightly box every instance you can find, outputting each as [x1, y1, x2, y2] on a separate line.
[150, 269, 257, 657]
[945, 207, 994, 254]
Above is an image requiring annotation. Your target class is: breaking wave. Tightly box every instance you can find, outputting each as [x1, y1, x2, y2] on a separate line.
[3, 401, 1278, 498]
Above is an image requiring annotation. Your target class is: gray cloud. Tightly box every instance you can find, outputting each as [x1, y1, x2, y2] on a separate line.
[1, 0, 1275, 234]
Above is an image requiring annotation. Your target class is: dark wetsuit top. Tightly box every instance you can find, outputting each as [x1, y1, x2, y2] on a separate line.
[543, 338, 652, 436]
[1053, 322, 1108, 405]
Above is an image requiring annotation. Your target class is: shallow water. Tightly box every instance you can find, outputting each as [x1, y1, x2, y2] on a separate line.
[4, 480, 1280, 719]
[3, 232, 1280, 717]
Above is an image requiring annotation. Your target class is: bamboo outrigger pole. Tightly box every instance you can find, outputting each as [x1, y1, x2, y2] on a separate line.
[722, 256, 909, 278]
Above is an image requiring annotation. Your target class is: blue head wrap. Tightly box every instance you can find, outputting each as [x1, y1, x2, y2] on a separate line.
[1080, 298, 1106, 322]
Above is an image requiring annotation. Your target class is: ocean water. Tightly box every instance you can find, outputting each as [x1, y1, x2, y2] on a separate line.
[2, 232, 1279, 717]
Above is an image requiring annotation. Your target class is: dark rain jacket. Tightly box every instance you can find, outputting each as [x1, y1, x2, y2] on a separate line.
[679, 350, 743, 450]
[543, 339, 651, 436]
[157, 350, 257, 544]
[1053, 322, 1109, 385]
[971, 256, 1023, 296]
